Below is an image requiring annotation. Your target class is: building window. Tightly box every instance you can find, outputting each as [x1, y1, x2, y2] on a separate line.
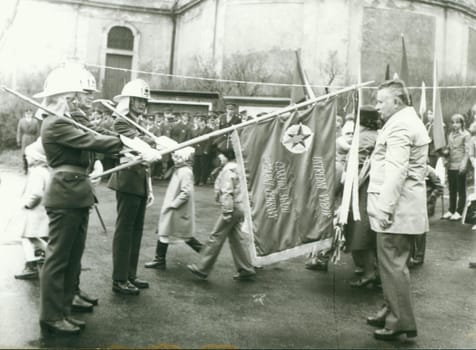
[103, 25, 136, 99]
[107, 26, 134, 51]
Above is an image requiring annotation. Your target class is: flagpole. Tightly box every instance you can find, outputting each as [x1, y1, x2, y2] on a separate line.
[1, 86, 101, 136]
[92, 81, 375, 179]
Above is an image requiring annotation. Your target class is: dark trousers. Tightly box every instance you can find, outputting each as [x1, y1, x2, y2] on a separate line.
[193, 155, 208, 185]
[113, 191, 146, 281]
[411, 233, 426, 262]
[448, 169, 466, 214]
[377, 232, 417, 332]
[40, 207, 89, 321]
[22, 154, 28, 174]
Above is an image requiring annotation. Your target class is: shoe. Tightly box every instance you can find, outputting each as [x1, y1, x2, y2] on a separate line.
[112, 280, 140, 295]
[305, 260, 328, 272]
[77, 289, 98, 306]
[144, 257, 166, 270]
[187, 264, 208, 280]
[14, 263, 38, 280]
[65, 317, 86, 330]
[39, 319, 81, 335]
[366, 306, 389, 328]
[71, 295, 93, 312]
[233, 271, 256, 281]
[450, 212, 462, 221]
[408, 258, 423, 268]
[186, 237, 204, 253]
[373, 328, 417, 340]
[128, 277, 149, 289]
[469, 261, 476, 269]
[442, 211, 453, 219]
[354, 267, 364, 276]
[349, 276, 378, 288]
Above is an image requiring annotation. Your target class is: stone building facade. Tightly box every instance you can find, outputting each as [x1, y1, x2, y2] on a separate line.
[1, 0, 476, 98]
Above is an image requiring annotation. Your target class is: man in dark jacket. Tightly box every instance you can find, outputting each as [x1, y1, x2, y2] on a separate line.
[192, 116, 212, 185]
[35, 64, 123, 335]
[107, 79, 160, 296]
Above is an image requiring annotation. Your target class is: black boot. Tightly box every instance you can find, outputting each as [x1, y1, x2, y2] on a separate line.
[15, 262, 38, 280]
[186, 237, 203, 253]
[144, 241, 168, 269]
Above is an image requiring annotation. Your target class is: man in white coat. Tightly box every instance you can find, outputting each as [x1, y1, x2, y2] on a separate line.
[366, 79, 430, 341]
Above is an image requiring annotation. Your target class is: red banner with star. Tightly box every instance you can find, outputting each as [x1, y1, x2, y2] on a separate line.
[232, 99, 336, 265]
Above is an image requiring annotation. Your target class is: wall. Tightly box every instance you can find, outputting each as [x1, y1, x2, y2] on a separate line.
[0, 0, 173, 95]
[1, 0, 476, 98]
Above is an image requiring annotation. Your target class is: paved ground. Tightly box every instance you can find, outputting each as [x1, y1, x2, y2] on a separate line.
[1, 168, 476, 349]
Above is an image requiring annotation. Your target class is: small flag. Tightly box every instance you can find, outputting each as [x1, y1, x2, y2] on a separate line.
[290, 50, 316, 103]
[385, 64, 391, 80]
[400, 34, 409, 84]
[419, 81, 426, 118]
[432, 60, 446, 151]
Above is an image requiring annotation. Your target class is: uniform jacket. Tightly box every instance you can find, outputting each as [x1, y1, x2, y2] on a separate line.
[17, 117, 40, 154]
[107, 114, 153, 197]
[158, 163, 195, 241]
[171, 122, 192, 143]
[367, 106, 430, 234]
[214, 161, 243, 215]
[41, 115, 122, 208]
[215, 114, 241, 150]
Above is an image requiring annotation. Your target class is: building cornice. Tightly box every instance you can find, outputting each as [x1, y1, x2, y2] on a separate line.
[406, 0, 476, 20]
[34, 0, 476, 22]
[34, 0, 173, 15]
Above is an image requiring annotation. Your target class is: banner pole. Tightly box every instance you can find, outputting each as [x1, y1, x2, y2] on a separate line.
[1, 86, 101, 136]
[92, 81, 375, 179]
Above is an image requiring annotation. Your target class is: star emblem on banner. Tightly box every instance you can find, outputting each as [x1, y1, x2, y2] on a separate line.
[282, 123, 313, 154]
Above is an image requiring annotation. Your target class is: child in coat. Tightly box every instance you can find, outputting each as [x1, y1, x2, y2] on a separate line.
[14, 138, 50, 280]
[145, 146, 203, 270]
[187, 147, 256, 280]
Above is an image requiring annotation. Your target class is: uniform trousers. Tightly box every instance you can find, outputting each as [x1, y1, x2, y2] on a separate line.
[377, 232, 417, 332]
[196, 210, 254, 275]
[40, 207, 89, 321]
[193, 155, 208, 185]
[113, 191, 146, 281]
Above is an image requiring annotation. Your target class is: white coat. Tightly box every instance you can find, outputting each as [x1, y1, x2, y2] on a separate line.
[158, 164, 195, 242]
[367, 106, 430, 234]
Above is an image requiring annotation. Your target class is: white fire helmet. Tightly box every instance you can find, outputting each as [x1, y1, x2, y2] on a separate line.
[33, 62, 98, 98]
[113, 79, 150, 103]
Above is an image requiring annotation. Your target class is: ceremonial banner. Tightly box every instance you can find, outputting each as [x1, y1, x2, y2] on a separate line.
[233, 99, 336, 265]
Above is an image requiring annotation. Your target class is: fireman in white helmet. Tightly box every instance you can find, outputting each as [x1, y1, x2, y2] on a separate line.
[36, 63, 124, 335]
[107, 79, 158, 295]
[61, 62, 112, 312]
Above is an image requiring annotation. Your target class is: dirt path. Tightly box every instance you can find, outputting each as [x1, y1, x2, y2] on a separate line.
[1, 168, 476, 348]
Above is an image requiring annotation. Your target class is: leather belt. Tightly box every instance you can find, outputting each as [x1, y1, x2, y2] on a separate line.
[51, 164, 88, 175]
